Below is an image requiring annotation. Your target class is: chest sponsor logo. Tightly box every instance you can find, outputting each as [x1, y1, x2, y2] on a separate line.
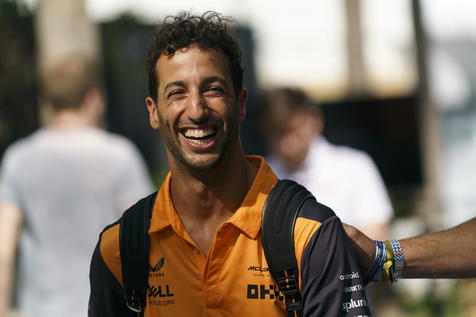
[148, 284, 174, 298]
[339, 271, 360, 281]
[247, 284, 284, 301]
[248, 265, 271, 277]
[341, 298, 369, 313]
[148, 284, 175, 307]
[248, 266, 269, 272]
[149, 257, 165, 277]
[344, 284, 363, 293]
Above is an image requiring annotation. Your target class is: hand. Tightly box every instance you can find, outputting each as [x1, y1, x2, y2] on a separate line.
[343, 223, 375, 273]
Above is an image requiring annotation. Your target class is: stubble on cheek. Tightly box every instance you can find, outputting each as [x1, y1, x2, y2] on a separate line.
[158, 114, 181, 161]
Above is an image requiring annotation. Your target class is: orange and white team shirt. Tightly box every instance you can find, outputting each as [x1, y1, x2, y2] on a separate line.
[89, 156, 371, 316]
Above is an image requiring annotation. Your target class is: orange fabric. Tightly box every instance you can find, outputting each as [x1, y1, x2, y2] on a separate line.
[100, 156, 323, 316]
[294, 217, 323, 290]
[99, 223, 122, 284]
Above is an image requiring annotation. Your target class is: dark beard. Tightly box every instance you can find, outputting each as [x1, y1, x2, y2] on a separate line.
[157, 110, 241, 172]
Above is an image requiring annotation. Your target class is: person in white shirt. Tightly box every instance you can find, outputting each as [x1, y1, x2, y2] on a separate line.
[259, 87, 393, 240]
[0, 56, 153, 317]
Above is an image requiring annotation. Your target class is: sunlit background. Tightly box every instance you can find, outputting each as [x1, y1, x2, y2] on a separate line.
[1, 0, 476, 315]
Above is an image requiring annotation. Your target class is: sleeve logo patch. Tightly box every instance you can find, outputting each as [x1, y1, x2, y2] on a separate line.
[339, 271, 360, 280]
[341, 298, 369, 313]
[149, 257, 165, 272]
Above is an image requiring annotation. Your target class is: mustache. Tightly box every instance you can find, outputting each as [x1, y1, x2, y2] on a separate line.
[177, 116, 222, 127]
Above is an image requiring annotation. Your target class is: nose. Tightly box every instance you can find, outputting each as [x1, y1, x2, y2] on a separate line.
[187, 91, 209, 124]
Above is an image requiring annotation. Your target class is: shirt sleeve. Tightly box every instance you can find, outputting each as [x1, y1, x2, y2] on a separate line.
[88, 235, 136, 317]
[0, 146, 22, 207]
[301, 216, 372, 317]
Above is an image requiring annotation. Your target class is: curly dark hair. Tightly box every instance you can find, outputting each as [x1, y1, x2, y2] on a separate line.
[146, 11, 243, 101]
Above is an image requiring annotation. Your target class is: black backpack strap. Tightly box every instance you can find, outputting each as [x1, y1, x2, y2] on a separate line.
[119, 192, 157, 314]
[261, 179, 314, 317]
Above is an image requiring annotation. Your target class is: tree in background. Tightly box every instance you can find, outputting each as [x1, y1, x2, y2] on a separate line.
[0, 0, 38, 154]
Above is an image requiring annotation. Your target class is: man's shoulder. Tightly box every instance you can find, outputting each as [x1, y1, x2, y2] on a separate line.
[320, 139, 363, 158]
[86, 128, 138, 152]
[96, 191, 157, 284]
[71, 129, 144, 168]
[293, 197, 338, 245]
[318, 139, 375, 169]
[4, 130, 40, 152]
[99, 219, 121, 248]
[297, 198, 336, 223]
[0, 131, 42, 168]
[97, 220, 123, 284]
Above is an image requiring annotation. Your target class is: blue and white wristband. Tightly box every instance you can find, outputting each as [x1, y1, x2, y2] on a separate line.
[363, 239, 405, 284]
[363, 240, 386, 285]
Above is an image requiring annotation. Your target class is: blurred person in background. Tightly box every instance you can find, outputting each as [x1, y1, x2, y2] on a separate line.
[259, 87, 398, 315]
[0, 56, 152, 317]
[259, 87, 393, 241]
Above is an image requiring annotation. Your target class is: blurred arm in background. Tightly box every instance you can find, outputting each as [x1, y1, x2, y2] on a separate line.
[0, 203, 22, 317]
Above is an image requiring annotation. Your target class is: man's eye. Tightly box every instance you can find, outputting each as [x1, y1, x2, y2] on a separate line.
[168, 90, 185, 98]
[204, 86, 224, 96]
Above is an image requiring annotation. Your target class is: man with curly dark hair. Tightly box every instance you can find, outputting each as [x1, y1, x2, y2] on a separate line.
[88, 11, 371, 316]
[145, 11, 243, 102]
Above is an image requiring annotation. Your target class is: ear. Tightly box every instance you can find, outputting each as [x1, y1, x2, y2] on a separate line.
[82, 87, 105, 126]
[238, 88, 248, 122]
[314, 114, 324, 135]
[145, 97, 160, 129]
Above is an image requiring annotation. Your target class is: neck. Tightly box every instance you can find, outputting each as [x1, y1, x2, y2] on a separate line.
[51, 109, 93, 129]
[167, 143, 259, 256]
[170, 147, 258, 222]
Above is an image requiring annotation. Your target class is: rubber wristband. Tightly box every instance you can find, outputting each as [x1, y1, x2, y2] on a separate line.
[363, 241, 386, 284]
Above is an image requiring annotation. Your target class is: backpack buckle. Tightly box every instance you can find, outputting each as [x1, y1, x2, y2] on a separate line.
[125, 289, 143, 313]
[276, 272, 303, 312]
[277, 274, 299, 295]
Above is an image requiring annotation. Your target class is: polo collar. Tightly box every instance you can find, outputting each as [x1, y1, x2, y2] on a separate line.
[148, 156, 278, 240]
[226, 156, 277, 239]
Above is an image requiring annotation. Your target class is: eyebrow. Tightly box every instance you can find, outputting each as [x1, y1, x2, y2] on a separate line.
[201, 76, 229, 89]
[163, 76, 230, 94]
[163, 81, 186, 92]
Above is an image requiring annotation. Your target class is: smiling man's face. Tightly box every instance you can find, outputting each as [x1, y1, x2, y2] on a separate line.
[146, 45, 247, 171]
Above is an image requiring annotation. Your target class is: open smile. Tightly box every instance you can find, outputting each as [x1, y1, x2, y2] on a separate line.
[179, 126, 220, 150]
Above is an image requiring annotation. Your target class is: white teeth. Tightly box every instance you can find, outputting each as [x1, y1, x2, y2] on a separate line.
[184, 128, 214, 138]
[188, 138, 212, 145]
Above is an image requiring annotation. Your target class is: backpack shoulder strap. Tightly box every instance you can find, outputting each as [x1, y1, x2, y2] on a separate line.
[261, 179, 314, 317]
[119, 191, 157, 314]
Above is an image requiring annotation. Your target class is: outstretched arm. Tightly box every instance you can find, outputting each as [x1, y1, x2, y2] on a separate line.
[400, 218, 476, 278]
[344, 217, 476, 279]
[0, 203, 22, 317]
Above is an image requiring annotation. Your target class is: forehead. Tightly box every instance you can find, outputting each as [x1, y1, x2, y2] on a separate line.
[155, 45, 231, 86]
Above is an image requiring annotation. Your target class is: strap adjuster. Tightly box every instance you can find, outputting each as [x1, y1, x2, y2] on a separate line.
[125, 289, 143, 313]
[277, 274, 299, 294]
[275, 272, 303, 313]
[286, 301, 303, 312]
